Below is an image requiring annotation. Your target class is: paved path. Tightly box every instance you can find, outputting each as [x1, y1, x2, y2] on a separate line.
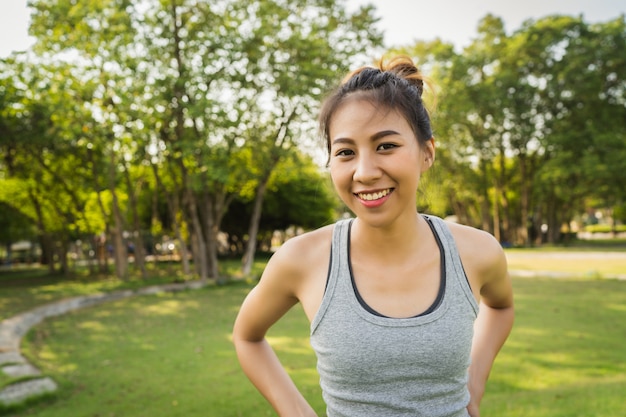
[0, 280, 207, 407]
[505, 251, 626, 280]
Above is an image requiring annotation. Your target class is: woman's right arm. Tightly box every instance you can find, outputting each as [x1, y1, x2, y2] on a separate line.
[232, 239, 318, 417]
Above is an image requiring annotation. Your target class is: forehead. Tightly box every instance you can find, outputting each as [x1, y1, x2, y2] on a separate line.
[329, 97, 414, 140]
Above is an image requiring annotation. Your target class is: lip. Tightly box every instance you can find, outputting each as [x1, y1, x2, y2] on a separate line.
[354, 188, 394, 208]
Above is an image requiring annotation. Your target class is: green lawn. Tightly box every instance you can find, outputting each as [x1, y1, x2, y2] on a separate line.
[482, 277, 626, 416]
[2, 259, 626, 416]
[8, 283, 323, 417]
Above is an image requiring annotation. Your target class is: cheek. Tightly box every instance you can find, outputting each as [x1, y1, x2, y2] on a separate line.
[329, 168, 341, 189]
[329, 165, 350, 190]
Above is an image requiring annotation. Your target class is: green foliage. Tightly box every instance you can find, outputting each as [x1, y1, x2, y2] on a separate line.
[221, 150, 339, 248]
[2, 0, 624, 280]
[0, 202, 36, 246]
[263, 152, 338, 229]
[397, 14, 626, 244]
[1, 0, 382, 277]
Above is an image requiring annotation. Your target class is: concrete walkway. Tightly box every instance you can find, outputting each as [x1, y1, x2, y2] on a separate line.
[0, 280, 207, 407]
[505, 250, 626, 281]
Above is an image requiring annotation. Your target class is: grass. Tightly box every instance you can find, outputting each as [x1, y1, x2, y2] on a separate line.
[7, 283, 323, 417]
[482, 277, 626, 416]
[2, 253, 626, 416]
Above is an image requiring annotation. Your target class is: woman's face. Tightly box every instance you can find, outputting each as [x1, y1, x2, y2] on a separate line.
[328, 98, 434, 228]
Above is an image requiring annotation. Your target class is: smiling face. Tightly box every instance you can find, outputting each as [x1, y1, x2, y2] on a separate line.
[328, 97, 434, 229]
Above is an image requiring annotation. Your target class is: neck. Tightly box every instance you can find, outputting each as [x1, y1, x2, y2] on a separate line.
[352, 212, 426, 259]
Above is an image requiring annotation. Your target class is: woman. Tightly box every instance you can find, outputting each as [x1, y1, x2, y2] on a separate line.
[233, 55, 514, 417]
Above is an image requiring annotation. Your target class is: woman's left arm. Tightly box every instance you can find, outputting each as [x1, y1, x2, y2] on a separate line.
[463, 230, 515, 417]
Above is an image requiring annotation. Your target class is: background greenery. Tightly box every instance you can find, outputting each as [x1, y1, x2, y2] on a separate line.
[1, 2, 625, 414]
[1, 0, 625, 283]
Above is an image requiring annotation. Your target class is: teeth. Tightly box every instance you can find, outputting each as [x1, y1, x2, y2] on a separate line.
[357, 189, 391, 201]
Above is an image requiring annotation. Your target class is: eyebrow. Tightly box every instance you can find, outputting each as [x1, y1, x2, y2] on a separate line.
[331, 130, 400, 145]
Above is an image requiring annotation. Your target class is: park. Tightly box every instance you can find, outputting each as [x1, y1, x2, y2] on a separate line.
[1, 0, 626, 416]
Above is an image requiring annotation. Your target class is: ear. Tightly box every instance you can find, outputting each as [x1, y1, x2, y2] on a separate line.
[421, 137, 436, 172]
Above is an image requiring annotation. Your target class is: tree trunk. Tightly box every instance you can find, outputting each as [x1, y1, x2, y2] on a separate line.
[123, 166, 146, 278]
[41, 235, 55, 274]
[480, 158, 492, 233]
[185, 188, 208, 281]
[205, 210, 220, 280]
[28, 189, 55, 274]
[150, 162, 191, 276]
[58, 240, 69, 275]
[545, 192, 561, 244]
[609, 206, 618, 237]
[109, 151, 128, 280]
[239, 107, 297, 276]
[242, 178, 270, 277]
[171, 194, 191, 276]
[201, 184, 235, 282]
[88, 149, 110, 274]
[497, 144, 510, 243]
[492, 180, 501, 243]
[519, 153, 531, 246]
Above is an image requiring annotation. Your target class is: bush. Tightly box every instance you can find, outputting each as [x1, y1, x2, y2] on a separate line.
[584, 224, 626, 233]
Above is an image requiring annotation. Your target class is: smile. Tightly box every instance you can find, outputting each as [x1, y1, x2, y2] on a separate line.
[356, 189, 393, 201]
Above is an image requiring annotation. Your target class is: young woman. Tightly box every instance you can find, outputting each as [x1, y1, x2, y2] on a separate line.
[233, 55, 514, 417]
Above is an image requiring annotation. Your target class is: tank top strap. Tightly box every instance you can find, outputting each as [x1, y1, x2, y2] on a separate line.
[422, 214, 479, 315]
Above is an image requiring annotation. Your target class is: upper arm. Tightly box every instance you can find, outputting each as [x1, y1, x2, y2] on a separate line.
[232, 235, 316, 343]
[232, 246, 299, 343]
[478, 242, 513, 309]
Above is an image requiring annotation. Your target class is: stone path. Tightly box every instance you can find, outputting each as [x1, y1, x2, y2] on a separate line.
[0, 280, 207, 408]
[505, 250, 626, 280]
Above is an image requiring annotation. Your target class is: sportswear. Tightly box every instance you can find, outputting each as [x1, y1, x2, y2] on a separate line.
[310, 215, 479, 417]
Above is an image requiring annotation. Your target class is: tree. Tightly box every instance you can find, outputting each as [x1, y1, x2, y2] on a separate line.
[0, 57, 106, 274]
[216, 0, 383, 276]
[223, 150, 339, 258]
[24, 0, 381, 281]
[0, 202, 36, 265]
[134, 0, 382, 278]
[398, 14, 626, 244]
[522, 15, 626, 242]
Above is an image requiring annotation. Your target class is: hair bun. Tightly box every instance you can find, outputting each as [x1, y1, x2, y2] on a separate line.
[382, 56, 426, 97]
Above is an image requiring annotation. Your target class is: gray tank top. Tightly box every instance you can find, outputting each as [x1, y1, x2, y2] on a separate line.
[310, 215, 479, 417]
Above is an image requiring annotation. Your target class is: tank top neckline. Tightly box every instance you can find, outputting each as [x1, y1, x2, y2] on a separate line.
[346, 215, 446, 319]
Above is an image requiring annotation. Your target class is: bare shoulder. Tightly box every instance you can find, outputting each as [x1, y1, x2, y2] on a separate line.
[233, 224, 334, 339]
[446, 221, 510, 303]
[268, 224, 334, 280]
[446, 222, 505, 269]
[259, 224, 334, 314]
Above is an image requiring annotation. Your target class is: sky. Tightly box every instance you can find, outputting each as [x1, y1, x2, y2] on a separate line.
[1, 0, 625, 58]
[346, 0, 625, 48]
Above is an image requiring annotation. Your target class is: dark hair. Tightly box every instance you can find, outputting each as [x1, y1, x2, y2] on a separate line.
[319, 55, 434, 157]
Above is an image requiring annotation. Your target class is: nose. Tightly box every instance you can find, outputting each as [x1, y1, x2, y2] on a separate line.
[353, 153, 382, 184]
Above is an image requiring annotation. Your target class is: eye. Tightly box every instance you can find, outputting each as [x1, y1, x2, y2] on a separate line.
[335, 148, 355, 157]
[377, 142, 398, 151]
